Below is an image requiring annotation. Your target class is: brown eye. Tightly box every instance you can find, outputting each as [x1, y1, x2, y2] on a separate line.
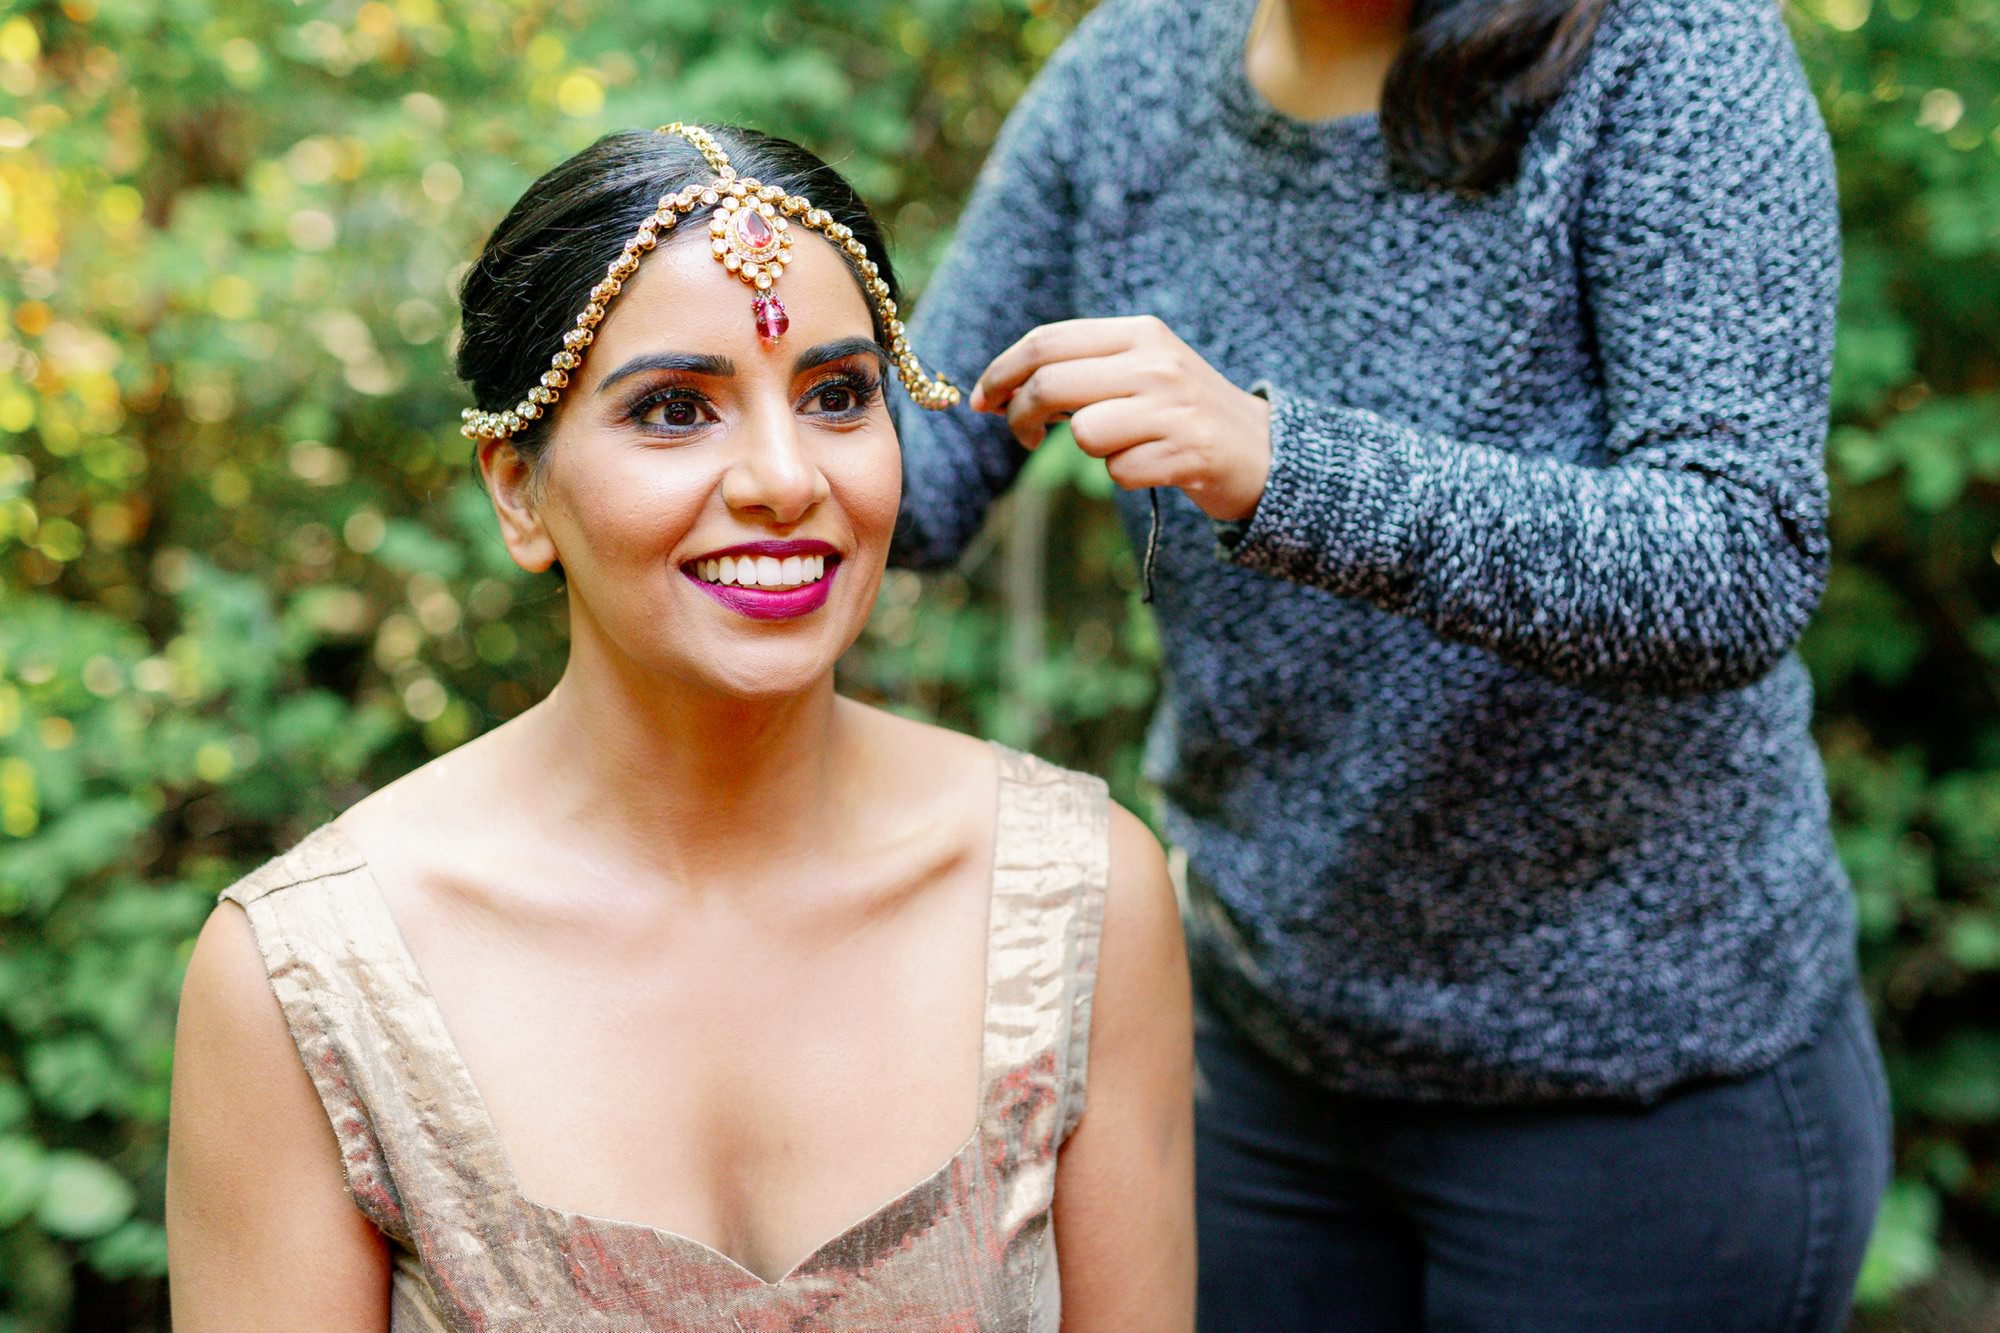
[801, 372, 880, 420]
[631, 387, 713, 434]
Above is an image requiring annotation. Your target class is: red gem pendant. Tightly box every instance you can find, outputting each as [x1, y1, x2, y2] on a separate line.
[733, 208, 777, 255]
[752, 292, 789, 343]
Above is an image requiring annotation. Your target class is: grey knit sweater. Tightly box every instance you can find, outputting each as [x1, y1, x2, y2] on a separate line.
[890, 0, 1852, 1102]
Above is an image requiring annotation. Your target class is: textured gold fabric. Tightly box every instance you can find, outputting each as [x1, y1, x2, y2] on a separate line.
[217, 743, 1109, 1332]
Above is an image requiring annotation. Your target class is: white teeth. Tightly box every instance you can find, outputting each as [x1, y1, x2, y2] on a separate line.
[694, 553, 832, 589]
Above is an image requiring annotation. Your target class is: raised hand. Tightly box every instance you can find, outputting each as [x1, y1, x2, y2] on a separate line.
[970, 316, 1273, 523]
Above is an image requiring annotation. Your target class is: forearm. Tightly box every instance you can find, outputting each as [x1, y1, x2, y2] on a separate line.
[1220, 389, 1830, 694]
[1217, 0, 1838, 695]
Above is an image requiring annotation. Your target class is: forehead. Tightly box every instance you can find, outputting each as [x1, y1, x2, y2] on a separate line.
[577, 226, 877, 385]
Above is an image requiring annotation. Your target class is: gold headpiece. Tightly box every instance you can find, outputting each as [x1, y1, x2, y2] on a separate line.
[461, 122, 959, 441]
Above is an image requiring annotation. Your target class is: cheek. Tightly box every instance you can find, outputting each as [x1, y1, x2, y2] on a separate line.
[547, 451, 719, 563]
[828, 435, 902, 538]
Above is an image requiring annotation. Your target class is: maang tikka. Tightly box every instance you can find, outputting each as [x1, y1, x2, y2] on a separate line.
[462, 122, 960, 441]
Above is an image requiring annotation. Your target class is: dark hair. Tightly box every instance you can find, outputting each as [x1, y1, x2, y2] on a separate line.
[455, 126, 901, 464]
[1382, 0, 1612, 192]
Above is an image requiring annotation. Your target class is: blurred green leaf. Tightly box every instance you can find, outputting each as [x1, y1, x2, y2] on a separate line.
[1854, 1179, 1942, 1306]
[84, 1220, 169, 1280]
[0, 1137, 48, 1229]
[1896, 1032, 2000, 1124]
[33, 1153, 135, 1241]
[25, 1034, 124, 1121]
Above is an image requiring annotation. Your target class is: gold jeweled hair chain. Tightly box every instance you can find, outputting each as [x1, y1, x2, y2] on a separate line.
[461, 123, 960, 441]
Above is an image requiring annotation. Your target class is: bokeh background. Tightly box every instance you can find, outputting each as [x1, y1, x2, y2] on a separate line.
[0, 0, 1994, 1328]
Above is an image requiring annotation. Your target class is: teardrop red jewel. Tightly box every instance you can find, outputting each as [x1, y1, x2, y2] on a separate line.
[752, 292, 789, 343]
[734, 208, 775, 251]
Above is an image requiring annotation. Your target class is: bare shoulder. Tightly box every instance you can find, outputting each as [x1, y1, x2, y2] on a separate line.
[838, 699, 1002, 841]
[168, 902, 390, 1326]
[844, 697, 996, 777]
[175, 899, 288, 1066]
[332, 718, 506, 852]
[1096, 801, 1184, 1029]
[170, 900, 333, 1194]
[329, 720, 542, 914]
[1106, 800, 1170, 894]
[1050, 798, 1195, 1331]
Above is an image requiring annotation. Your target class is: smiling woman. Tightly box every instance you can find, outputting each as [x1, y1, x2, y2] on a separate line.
[162, 126, 1193, 1332]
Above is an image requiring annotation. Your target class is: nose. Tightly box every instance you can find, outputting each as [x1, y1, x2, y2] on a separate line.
[719, 403, 829, 526]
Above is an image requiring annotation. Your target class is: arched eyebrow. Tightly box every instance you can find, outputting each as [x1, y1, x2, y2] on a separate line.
[594, 353, 735, 394]
[593, 339, 888, 396]
[795, 337, 889, 375]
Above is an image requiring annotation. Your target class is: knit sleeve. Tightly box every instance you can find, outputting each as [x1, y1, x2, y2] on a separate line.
[1217, 0, 1839, 695]
[888, 31, 1085, 569]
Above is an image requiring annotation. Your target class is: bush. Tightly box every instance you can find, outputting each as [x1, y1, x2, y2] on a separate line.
[1789, 0, 2000, 1308]
[0, 0, 1993, 1327]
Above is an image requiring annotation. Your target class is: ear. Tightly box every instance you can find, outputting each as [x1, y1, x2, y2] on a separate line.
[477, 437, 559, 573]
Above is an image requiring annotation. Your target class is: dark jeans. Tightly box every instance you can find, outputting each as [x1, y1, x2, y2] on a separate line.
[1194, 984, 1892, 1332]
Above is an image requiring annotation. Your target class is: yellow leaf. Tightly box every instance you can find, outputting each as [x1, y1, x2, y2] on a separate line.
[208, 275, 256, 321]
[0, 18, 41, 65]
[194, 742, 233, 783]
[0, 387, 34, 433]
[556, 71, 603, 119]
[99, 184, 143, 229]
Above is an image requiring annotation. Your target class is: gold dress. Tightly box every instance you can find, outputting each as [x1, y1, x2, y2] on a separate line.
[218, 744, 1108, 1332]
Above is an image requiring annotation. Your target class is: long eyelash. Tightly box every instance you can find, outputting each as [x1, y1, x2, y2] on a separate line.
[624, 383, 710, 426]
[807, 369, 884, 411]
[620, 372, 881, 428]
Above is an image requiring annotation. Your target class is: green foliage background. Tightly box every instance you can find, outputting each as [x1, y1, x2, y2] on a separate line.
[0, 0, 1993, 1327]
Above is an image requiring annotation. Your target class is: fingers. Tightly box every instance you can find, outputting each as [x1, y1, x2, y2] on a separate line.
[1068, 401, 1195, 493]
[1069, 398, 1169, 462]
[1003, 353, 1147, 449]
[1101, 441, 1186, 493]
[973, 316, 1170, 412]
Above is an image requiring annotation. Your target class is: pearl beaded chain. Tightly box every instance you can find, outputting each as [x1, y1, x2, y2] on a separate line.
[461, 122, 959, 442]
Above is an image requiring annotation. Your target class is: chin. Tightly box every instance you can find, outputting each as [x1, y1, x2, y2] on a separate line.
[669, 640, 847, 703]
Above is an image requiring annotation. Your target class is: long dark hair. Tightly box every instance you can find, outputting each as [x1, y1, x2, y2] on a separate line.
[456, 127, 900, 466]
[1382, 0, 1613, 191]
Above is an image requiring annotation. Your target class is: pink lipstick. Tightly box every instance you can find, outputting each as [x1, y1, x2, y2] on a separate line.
[682, 539, 840, 621]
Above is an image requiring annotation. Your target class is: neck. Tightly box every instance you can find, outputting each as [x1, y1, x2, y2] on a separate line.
[1273, 0, 1414, 47]
[1248, 0, 1414, 120]
[513, 620, 853, 892]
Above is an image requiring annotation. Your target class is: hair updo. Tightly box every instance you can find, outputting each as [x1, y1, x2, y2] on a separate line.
[454, 126, 901, 466]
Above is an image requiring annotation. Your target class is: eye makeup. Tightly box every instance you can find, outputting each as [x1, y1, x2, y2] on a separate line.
[798, 368, 884, 422]
[623, 381, 719, 438]
[614, 363, 885, 439]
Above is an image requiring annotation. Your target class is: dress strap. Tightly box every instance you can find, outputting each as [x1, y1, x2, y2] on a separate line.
[980, 744, 1110, 1152]
[218, 828, 416, 1244]
[216, 827, 544, 1284]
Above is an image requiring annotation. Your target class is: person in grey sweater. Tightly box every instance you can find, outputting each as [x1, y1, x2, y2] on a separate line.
[890, 0, 1890, 1326]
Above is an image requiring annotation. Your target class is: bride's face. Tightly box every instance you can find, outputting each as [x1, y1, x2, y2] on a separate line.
[482, 225, 901, 700]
